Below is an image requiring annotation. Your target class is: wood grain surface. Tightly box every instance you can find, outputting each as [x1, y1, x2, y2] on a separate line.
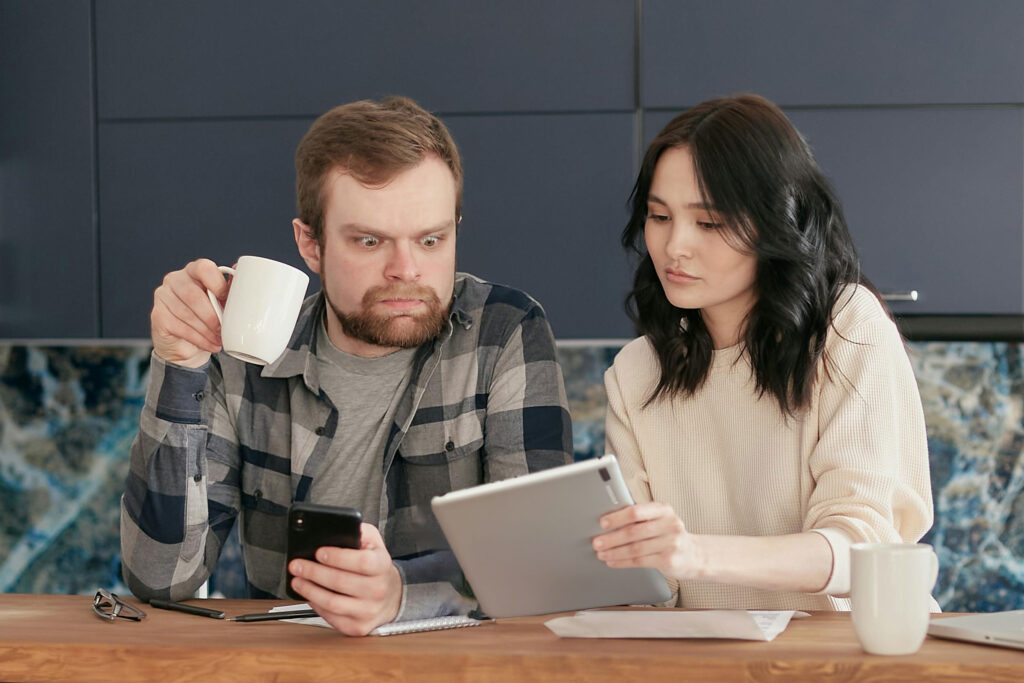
[0, 594, 1021, 682]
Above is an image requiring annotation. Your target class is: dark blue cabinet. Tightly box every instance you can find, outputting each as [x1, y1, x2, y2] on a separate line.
[6, 1, 1024, 338]
[642, 1, 1024, 315]
[92, 0, 637, 339]
[0, 0, 97, 338]
[98, 113, 636, 339]
[448, 113, 637, 339]
[95, 0, 634, 119]
[645, 107, 1024, 315]
[97, 119, 312, 337]
[642, 0, 1024, 107]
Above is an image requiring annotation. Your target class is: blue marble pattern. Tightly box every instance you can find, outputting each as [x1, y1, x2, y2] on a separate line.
[0, 345, 149, 596]
[911, 343, 1024, 612]
[1, 341, 1022, 612]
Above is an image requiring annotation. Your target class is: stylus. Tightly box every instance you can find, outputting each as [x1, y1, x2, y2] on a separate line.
[149, 598, 226, 619]
[228, 609, 320, 622]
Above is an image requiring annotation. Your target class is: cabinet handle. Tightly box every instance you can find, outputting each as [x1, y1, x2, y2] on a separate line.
[881, 290, 919, 302]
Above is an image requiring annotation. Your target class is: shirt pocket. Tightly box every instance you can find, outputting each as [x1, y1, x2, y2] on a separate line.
[397, 411, 486, 499]
[398, 410, 484, 466]
[393, 412, 485, 553]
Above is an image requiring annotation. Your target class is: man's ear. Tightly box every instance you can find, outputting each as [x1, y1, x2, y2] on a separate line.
[293, 218, 322, 274]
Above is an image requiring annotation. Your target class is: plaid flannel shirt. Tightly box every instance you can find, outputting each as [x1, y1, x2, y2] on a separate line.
[121, 273, 573, 620]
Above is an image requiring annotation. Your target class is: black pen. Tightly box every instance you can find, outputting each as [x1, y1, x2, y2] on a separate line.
[149, 598, 226, 620]
[228, 609, 320, 622]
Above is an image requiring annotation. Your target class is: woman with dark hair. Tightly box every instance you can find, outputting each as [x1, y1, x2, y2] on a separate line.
[592, 94, 934, 610]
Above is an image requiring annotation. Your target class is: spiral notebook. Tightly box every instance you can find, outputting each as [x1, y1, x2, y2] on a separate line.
[371, 614, 487, 636]
[268, 604, 490, 636]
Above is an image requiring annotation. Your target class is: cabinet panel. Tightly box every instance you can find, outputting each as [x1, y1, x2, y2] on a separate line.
[643, 0, 1024, 107]
[98, 113, 637, 339]
[447, 113, 637, 339]
[0, 0, 97, 338]
[97, 120, 313, 338]
[95, 0, 634, 119]
[645, 107, 1024, 314]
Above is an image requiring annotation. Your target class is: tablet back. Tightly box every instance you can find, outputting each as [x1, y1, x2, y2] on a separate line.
[431, 454, 672, 618]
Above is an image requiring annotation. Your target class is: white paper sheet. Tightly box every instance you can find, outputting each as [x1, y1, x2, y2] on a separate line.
[544, 609, 809, 641]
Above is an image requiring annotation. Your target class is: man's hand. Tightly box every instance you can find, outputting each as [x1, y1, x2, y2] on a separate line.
[288, 523, 403, 636]
[151, 259, 229, 367]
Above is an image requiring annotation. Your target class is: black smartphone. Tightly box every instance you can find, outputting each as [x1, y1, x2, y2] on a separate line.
[285, 502, 362, 600]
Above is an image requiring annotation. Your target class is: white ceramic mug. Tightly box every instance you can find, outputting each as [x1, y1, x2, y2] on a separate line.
[206, 255, 309, 365]
[850, 542, 939, 655]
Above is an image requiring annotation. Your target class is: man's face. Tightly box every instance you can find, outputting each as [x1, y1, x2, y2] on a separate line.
[293, 155, 458, 357]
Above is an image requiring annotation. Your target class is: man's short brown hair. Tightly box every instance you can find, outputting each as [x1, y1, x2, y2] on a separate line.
[295, 96, 463, 244]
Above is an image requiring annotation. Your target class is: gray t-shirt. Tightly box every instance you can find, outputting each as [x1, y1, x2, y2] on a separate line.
[311, 318, 417, 527]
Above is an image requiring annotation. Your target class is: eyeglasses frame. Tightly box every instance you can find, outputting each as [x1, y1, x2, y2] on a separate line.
[92, 588, 147, 622]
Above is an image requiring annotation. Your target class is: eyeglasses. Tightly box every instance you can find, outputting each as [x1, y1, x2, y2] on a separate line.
[92, 589, 147, 622]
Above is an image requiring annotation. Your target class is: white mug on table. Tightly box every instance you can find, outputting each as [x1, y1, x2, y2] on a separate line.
[206, 255, 309, 365]
[850, 542, 939, 655]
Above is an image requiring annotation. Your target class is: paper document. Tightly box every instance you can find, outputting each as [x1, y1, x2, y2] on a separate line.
[544, 609, 808, 641]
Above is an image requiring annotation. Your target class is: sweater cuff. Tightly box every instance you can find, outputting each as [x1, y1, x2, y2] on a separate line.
[808, 527, 852, 596]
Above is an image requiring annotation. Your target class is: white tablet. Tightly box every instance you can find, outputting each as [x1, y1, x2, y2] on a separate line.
[431, 454, 672, 618]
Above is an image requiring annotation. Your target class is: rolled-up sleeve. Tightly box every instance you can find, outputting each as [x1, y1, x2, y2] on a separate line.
[804, 312, 933, 597]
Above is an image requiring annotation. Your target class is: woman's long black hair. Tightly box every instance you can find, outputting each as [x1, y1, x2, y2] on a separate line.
[623, 94, 866, 416]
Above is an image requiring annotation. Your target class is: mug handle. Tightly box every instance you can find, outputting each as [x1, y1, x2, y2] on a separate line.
[928, 549, 939, 590]
[206, 265, 237, 324]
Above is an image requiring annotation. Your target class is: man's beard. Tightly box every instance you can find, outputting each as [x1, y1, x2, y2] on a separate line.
[327, 283, 448, 349]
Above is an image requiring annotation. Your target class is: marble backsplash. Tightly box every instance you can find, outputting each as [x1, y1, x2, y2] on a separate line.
[1, 341, 1022, 612]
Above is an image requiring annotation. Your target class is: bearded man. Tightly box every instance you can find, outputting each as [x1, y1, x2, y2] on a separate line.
[121, 96, 572, 635]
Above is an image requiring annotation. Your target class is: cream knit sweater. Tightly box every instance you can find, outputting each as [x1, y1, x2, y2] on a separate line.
[604, 286, 933, 610]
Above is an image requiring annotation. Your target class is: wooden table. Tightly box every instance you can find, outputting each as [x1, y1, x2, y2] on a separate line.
[0, 594, 1021, 682]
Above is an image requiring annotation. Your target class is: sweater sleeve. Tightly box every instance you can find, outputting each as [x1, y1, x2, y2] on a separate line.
[603, 361, 654, 505]
[804, 298, 934, 597]
[604, 350, 681, 607]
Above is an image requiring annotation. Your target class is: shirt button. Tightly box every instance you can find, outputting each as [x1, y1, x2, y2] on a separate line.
[315, 426, 326, 436]
[253, 489, 263, 501]
[192, 391, 204, 402]
[193, 473, 201, 483]
[445, 440, 455, 452]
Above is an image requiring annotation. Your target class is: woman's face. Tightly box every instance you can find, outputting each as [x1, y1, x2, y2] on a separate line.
[643, 146, 758, 348]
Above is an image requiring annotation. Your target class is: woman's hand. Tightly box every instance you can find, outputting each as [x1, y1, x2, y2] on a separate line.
[592, 502, 705, 581]
[594, 503, 837, 594]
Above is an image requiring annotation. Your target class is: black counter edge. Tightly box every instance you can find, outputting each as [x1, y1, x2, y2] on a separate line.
[895, 315, 1024, 342]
